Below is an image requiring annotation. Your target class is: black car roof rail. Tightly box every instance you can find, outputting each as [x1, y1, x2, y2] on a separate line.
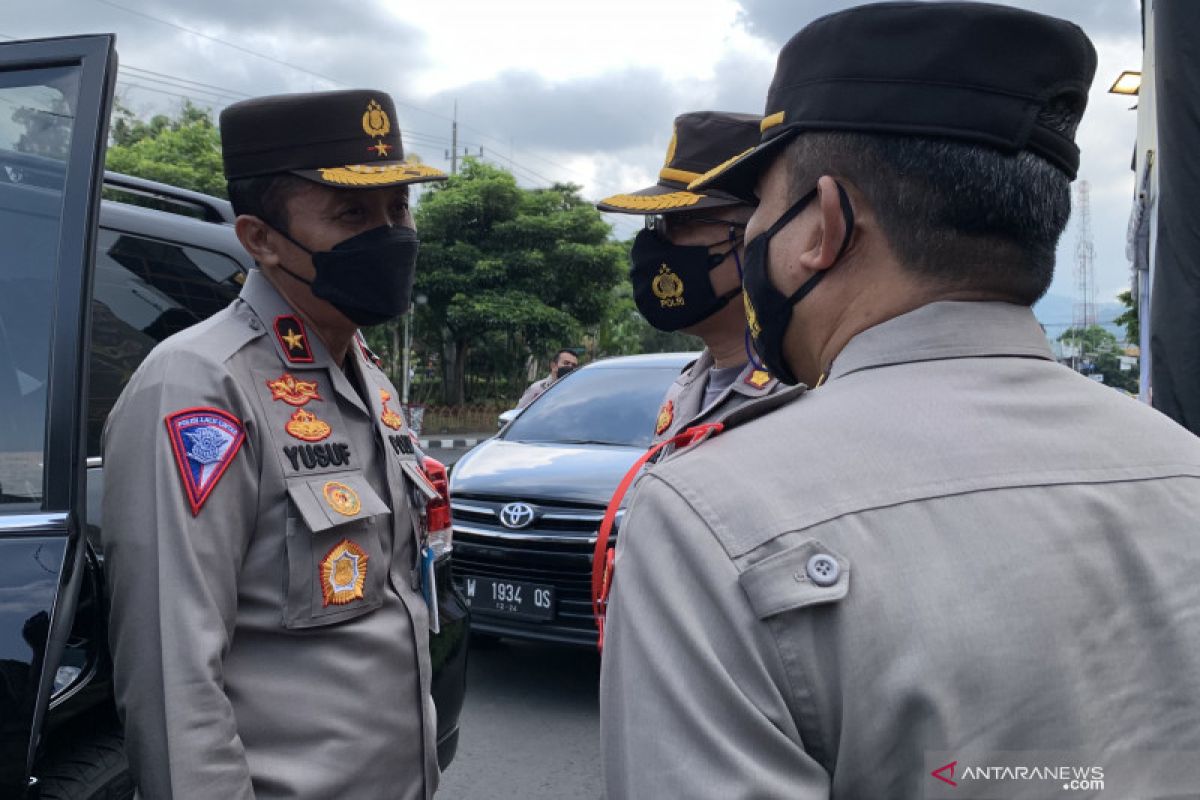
[103, 170, 235, 225]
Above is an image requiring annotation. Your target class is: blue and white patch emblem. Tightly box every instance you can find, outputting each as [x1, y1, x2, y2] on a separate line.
[164, 407, 246, 515]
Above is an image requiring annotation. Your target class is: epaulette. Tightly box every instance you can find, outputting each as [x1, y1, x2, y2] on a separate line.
[717, 382, 806, 433]
[679, 357, 699, 375]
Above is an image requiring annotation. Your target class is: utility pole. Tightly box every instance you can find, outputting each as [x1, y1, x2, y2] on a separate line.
[1071, 180, 1096, 372]
[450, 100, 458, 176]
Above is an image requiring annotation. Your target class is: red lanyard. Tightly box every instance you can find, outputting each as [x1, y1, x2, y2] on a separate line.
[591, 422, 724, 650]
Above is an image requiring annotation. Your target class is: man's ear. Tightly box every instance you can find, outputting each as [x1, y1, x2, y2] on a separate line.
[235, 215, 282, 268]
[796, 175, 849, 274]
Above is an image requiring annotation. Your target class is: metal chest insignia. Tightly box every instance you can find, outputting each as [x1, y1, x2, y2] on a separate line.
[745, 369, 771, 389]
[320, 538, 369, 606]
[285, 408, 332, 442]
[655, 399, 674, 436]
[323, 480, 362, 517]
[266, 373, 322, 406]
[378, 388, 403, 430]
[164, 407, 247, 516]
[274, 315, 314, 363]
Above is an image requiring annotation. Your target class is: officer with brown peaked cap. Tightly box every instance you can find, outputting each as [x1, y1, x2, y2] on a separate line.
[597, 111, 782, 447]
[103, 90, 447, 799]
[601, 3, 1200, 798]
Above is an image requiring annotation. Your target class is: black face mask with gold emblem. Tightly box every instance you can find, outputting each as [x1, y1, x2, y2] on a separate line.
[629, 227, 741, 332]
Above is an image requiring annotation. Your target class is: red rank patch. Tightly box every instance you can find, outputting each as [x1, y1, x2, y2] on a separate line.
[164, 407, 246, 516]
[274, 315, 313, 363]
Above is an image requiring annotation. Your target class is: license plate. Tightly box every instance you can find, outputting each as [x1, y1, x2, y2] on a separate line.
[460, 575, 555, 621]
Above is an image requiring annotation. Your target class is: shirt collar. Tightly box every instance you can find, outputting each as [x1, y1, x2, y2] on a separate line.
[829, 301, 1053, 381]
[240, 269, 333, 368]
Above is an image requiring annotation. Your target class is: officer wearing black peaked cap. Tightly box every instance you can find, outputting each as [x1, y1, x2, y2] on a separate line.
[597, 111, 782, 447]
[601, 4, 1200, 798]
[103, 90, 446, 799]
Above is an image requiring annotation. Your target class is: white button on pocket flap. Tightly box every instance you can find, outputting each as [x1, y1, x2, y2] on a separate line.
[738, 539, 850, 620]
[286, 473, 390, 533]
[399, 459, 440, 502]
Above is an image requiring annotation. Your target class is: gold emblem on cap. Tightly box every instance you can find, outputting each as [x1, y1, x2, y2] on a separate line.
[320, 538, 368, 606]
[318, 163, 446, 186]
[663, 128, 678, 167]
[743, 290, 761, 339]
[323, 481, 362, 517]
[362, 99, 393, 158]
[599, 191, 702, 211]
[651, 264, 685, 308]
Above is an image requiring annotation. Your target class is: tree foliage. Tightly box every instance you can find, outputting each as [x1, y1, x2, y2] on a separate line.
[1058, 324, 1137, 393]
[105, 101, 226, 197]
[413, 159, 623, 403]
[1114, 289, 1139, 344]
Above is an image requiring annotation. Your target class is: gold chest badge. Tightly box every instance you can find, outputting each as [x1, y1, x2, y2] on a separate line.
[378, 388, 404, 431]
[362, 99, 392, 158]
[285, 408, 332, 442]
[746, 369, 771, 389]
[320, 538, 368, 606]
[652, 264, 685, 308]
[323, 480, 362, 517]
[266, 373, 322, 406]
[743, 290, 762, 339]
[655, 399, 674, 436]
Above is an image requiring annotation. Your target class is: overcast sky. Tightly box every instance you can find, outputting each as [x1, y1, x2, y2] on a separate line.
[6, 0, 1143, 320]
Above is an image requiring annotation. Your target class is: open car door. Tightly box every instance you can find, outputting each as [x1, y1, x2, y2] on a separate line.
[0, 34, 116, 798]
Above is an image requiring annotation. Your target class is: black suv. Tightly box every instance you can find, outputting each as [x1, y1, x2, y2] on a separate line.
[0, 35, 467, 799]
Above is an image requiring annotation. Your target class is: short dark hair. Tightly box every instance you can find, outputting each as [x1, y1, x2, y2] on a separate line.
[226, 173, 310, 233]
[553, 349, 577, 364]
[786, 131, 1072, 305]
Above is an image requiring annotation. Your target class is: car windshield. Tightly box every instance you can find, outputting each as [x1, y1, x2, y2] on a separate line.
[503, 363, 683, 448]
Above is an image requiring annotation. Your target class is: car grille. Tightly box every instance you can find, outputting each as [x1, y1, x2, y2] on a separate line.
[450, 495, 616, 645]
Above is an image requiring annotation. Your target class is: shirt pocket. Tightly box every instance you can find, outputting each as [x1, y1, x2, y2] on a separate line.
[282, 473, 392, 629]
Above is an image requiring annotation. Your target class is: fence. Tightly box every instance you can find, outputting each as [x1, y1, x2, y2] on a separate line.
[409, 403, 511, 435]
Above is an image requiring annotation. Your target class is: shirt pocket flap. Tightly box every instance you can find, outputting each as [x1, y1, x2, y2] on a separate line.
[738, 539, 850, 620]
[286, 473, 391, 533]
[399, 459, 440, 502]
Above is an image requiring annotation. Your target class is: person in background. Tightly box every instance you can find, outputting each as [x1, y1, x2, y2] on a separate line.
[517, 348, 579, 408]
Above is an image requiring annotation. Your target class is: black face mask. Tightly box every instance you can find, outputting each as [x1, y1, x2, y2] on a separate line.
[275, 224, 421, 327]
[629, 227, 742, 332]
[556, 364, 576, 379]
[742, 182, 854, 385]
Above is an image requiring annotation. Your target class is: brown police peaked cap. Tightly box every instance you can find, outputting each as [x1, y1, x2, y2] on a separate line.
[690, 1, 1097, 200]
[220, 89, 446, 188]
[596, 111, 762, 214]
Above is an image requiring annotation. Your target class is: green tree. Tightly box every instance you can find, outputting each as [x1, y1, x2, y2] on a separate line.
[1058, 324, 1138, 393]
[105, 101, 226, 197]
[414, 159, 623, 404]
[1114, 289, 1139, 344]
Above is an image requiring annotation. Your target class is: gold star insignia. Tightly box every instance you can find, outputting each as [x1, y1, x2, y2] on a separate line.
[281, 330, 305, 351]
[371, 141, 392, 157]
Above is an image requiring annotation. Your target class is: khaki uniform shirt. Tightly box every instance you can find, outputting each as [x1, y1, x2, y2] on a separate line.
[518, 375, 558, 409]
[103, 270, 438, 800]
[601, 301, 1200, 799]
[650, 349, 780, 446]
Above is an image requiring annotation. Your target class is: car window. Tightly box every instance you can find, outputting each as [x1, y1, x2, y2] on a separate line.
[87, 229, 244, 456]
[503, 365, 681, 448]
[0, 65, 81, 506]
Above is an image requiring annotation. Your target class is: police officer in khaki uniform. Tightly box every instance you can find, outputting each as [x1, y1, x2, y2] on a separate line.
[601, 4, 1200, 798]
[597, 112, 781, 444]
[103, 90, 447, 799]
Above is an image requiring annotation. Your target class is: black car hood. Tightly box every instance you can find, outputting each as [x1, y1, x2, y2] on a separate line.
[450, 438, 643, 506]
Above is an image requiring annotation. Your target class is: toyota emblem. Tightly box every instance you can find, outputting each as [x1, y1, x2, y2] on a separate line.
[499, 502, 535, 529]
